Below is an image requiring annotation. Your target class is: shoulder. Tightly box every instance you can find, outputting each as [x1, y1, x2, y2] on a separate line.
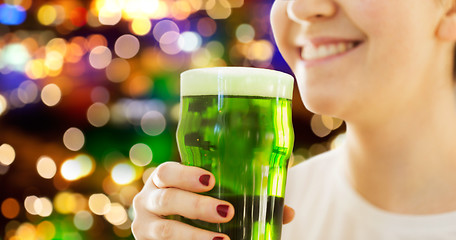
[284, 149, 341, 202]
[289, 148, 340, 177]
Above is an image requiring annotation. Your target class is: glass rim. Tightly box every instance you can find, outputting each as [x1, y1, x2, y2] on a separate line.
[180, 67, 294, 99]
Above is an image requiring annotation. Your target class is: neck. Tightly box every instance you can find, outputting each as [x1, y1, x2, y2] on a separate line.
[341, 85, 456, 214]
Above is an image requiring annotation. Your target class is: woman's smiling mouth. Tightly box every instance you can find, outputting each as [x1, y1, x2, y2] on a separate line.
[299, 38, 364, 66]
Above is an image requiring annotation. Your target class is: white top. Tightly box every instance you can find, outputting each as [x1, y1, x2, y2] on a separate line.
[180, 67, 294, 99]
[282, 151, 456, 240]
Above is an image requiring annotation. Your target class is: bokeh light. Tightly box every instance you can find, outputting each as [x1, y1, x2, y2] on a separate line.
[206, 41, 225, 59]
[37, 5, 57, 26]
[170, 0, 191, 20]
[114, 34, 140, 59]
[25, 59, 48, 79]
[247, 40, 274, 62]
[122, 74, 153, 97]
[24, 196, 40, 215]
[111, 163, 136, 185]
[45, 51, 64, 71]
[178, 31, 202, 52]
[191, 48, 211, 67]
[322, 115, 344, 130]
[36, 197, 53, 217]
[74, 210, 94, 231]
[88, 193, 111, 215]
[129, 143, 153, 167]
[309, 143, 328, 156]
[91, 86, 110, 103]
[311, 114, 331, 138]
[0, 164, 10, 176]
[0, 3, 26, 25]
[153, 20, 179, 42]
[87, 102, 110, 127]
[0, 143, 15, 165]
[89, 46, 112, 69]
[104, 203, 128, 226]
[36, 221, 56, 240]
[15, 222, 37, 240]
[17, 80, 39, 104]
[61, 159, 82, 181]
[159, 31, 181, 55]
[70, 7, 88, 27]
[197, 17, 217, 37]
[63, 127, 85, 151]
[98, 2, 122, 25]
[140, 111, 166, 136]
[46, 38, 67, 55]
[36, 156, 57, 179]
[10, 89, 26, 108]
[130, 17, 152, 36]
[60, 155, 93, 181]
[87, 34, 108, 49]
[236, 24, 255, 43]
[0, 94, 7, 116]
[1, 198, 20, 219]
[75, 154, 95, 176]
[119, 185, 138, 206]
[0, 43, 31, 72]
[54, 192, 72, 214]
[206, 0, 232, 19]
[41, 83, 62, 107]
[106, 58, 131, 83]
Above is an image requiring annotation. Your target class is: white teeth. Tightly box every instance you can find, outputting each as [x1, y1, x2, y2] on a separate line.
[328, 44, 337, 55]
[301, 42, 357, 61]
[317, 46, 328, 58]
[304, 46, 316, 60]
[337, 42, 346, 53]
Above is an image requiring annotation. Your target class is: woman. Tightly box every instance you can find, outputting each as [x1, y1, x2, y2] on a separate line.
[132, 0, 456, 239]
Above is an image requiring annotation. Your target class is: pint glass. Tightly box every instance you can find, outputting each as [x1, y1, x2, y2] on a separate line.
[176, 67, 294, 240]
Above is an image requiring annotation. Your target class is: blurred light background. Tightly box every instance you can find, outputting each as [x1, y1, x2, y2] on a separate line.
[0, 0, 346, 239]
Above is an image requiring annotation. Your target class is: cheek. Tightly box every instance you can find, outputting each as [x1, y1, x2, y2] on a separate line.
[270, 2, 296, 65]
[346, 1, 425, 73]
[350, 0, 438, 40]
[270, 2, 288, 43]
[347, 0, 399, 36]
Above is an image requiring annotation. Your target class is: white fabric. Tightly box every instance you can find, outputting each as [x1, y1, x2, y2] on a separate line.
[282, 152, 456, 240]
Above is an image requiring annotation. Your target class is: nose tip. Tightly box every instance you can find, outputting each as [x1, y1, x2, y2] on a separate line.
[287, 0, 337, 23]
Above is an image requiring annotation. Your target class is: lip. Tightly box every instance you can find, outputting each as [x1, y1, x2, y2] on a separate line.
[298, 37, 364, 68]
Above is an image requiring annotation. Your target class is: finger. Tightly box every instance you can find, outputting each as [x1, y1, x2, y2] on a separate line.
[283, 205, 295, 224]
[151, 162, 215, 192]
[147, 218, 230, 240]
[147, 188, 234, 223]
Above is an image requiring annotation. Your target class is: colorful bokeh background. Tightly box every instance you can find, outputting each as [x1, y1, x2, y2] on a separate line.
[0, 0, 346, 239]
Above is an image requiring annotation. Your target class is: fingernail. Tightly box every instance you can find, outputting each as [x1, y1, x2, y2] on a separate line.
[217, 204, 229, 218]
[199, 174, 210, 186]
[213, 237, 224, 240]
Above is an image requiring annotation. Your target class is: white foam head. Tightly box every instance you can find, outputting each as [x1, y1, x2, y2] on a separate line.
[180, 67, 294, 99]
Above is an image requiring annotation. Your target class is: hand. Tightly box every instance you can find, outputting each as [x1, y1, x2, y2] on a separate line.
[132, 162, 234, 240]
[132, 161, 296, 240]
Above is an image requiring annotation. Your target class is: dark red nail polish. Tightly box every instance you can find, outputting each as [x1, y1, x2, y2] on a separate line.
[217, 205, 229, 218]
[199, 174, 210, 186]
[213, 237, 224, 240]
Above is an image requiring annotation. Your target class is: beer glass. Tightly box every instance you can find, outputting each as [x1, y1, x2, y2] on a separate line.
[176, 67, 294, 240]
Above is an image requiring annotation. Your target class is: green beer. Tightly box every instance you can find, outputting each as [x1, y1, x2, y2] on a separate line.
[177, 67, 294, 240]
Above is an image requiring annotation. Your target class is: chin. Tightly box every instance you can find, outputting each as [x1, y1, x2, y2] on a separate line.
[299, 89, 347, 119]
